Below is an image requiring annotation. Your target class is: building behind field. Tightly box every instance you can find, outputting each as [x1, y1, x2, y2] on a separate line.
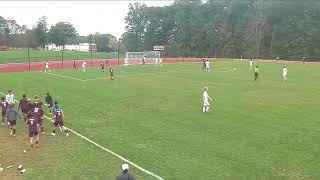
[45, 43, 97, 52]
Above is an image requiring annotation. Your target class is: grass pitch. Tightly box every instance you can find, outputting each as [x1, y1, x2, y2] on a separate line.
[0, 61, 320, 179]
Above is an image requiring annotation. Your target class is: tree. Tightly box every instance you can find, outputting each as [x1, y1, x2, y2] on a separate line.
[34, 16, 48, 48]
[49, 22, 78, 49]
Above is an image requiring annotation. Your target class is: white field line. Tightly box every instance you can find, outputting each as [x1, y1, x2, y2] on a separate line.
[0, 91, 165, 180]
[47, 72, 86, 82]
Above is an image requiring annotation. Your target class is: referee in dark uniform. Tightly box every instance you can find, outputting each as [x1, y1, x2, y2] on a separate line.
[116, 163, 136, 180]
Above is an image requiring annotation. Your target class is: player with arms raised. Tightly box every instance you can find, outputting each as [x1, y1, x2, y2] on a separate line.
[202, 86, 213, 113]
[51, 106, 69, 137]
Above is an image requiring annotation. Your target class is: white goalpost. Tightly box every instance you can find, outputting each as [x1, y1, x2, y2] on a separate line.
[124, 51, 161, 66]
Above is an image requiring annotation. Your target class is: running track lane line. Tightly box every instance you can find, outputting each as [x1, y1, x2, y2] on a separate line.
[0, 91, 165, 180]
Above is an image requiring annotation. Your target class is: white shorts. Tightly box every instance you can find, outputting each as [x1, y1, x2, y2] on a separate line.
[283, 73, 287, 77]
[203, 101, 210, 106]
[45, 65, 49, 69]
[206, 66, 209, 69]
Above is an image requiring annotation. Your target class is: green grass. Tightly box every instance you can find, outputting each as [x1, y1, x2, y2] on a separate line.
[0, 61, 320, 179]
[0, 50, 120, 63]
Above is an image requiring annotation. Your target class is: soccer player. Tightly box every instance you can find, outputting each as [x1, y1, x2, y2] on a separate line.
[26, 112, 40, 149]
[73, 61, 77, 69]
[18, 94, 29, 122]
[205, 59, 210, 72]
[51, 106, 69, 137]
[282, 66, 288, 81]
[275, 57, 279, 63]
[82, 61, 87, 72]
[1, 97, 9, 125]
[33, 96, 45, 134]
[5, 104, 21, 136]
[254, 66, 259, 81]
[302, 56, 306, 64]
[44, 61, 50, 72]
[142, 56, 146, 65]
[202, 87, 212, 113]
[100, 61, 105, 72]
[109, 67, 114, 80]
[52, 101, 62, 113]
[202, 58, 206, 71]
[159, 58, 163, 67]
[6, 90, 14, 105]
[249, 59, 253, 70]
[45, 93, 53, 114]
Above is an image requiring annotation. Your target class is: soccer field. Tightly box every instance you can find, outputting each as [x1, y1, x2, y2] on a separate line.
[1, 61, 320, 179]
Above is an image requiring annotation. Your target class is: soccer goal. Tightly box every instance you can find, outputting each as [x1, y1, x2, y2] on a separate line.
[124, 51, 161, 66]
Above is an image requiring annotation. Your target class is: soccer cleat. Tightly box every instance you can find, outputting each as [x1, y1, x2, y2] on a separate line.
[51, 133, 56, 136]
[59, 126, 63, 132]
[41, 132, 46, 134]
[66, 133, 69, 137]
[13, 134, 16, 137]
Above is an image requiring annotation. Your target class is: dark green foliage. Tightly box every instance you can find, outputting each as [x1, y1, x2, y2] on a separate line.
[122, 0, 320, 60]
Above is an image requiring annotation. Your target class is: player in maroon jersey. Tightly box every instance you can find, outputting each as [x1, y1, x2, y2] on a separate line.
[73, 61, 77, 69]
[27, 112, 40, 149]
[1, 97, 9, 125]
[51, 106, 69, 137]
[33, 96, 45, 134]
[18, 94, 29, 121]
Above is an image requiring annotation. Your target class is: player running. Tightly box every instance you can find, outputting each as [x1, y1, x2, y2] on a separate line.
[282, 66, 288, 81]
[45, 93, 53, 114]
[51, 106, 69, 137]
[44, 61, 50, 72]
[33, 96, 45, 134]
[202, 58, 206, 70]
[202, 87, 213, 113]
[5, 103, 21, 136]
[1, 97, 9, 125]
[109, 67, 114, 80]
[27, 112, 40, 149]
[254, 66, 259, 81]
[100, 61, 105, 72]
[82, 61, 87, 72]
[73, 61, 77, 69]
[18, 94, 29, 122]
[142, 56, 147, 65]
[249, 59, 254, 70]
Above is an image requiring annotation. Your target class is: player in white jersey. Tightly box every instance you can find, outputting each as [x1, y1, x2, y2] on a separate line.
[202, 86, 212, 113]
[155, 58, 159, 66]
[44, 61, 50, 72]
[82, 61, 87, 72]
[6, 90, 15, 105]
[205, 60, 210, 71]
[249, 59, 253, 70]
[282, 66, 288, 81]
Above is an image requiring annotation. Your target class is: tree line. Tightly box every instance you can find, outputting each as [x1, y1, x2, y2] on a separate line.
[121, 0, 320, 60]
[0, 16, 118, 52]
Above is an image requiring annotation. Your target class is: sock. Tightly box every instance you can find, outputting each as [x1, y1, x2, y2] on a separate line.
[13, 129, 16, 135]
[203, 107, 206, 113]
[65, 129, 68, 134]
[31, 144, 34, 148]
[2, 118, 4, 123]
[36, 141, 38, 144]
[41, 127, 44, 132]
[206, 106, 210, 112]
[53, 129, 55, 133]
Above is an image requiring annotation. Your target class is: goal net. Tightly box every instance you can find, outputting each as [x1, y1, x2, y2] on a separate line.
[124, 51, 161, 65]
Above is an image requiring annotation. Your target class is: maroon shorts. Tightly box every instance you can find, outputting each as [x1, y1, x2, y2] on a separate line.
[29, 130, 38, 137]
[9, 121, 16, 126]
[53, 120, 64, 127]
